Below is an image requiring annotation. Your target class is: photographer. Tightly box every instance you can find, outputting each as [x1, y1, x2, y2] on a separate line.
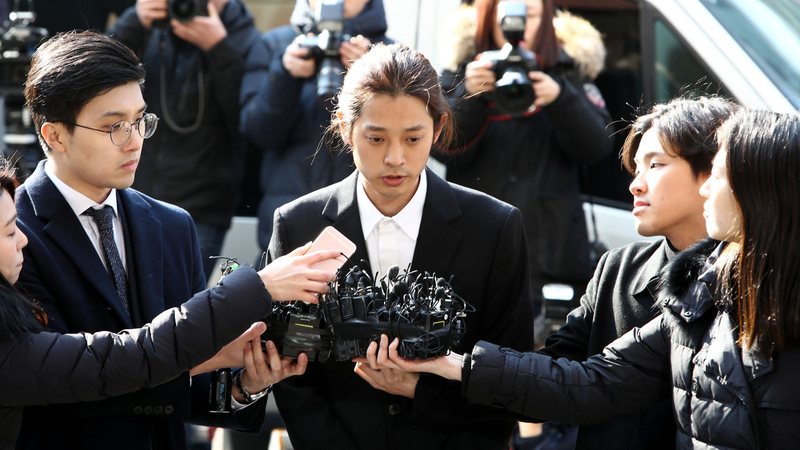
[438, 0, 612, 346]
[240, 0, 392, 252]
[108, 0, 260, 278]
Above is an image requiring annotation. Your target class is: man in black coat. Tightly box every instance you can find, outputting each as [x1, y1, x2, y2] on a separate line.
[240, 0, 392, 252]
[267, 43, 534, 450]
[538, 97, 737, 449]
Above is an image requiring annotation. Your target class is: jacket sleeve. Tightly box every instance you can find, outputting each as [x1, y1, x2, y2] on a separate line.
[0, 268, 271, 407]
[106, 6, 149, 55]
[408, 206, 534, 445]
[239, 30, 306, 154]
[204, 0, 254, 138]
[539, 250, 612, 361]
[465, 314, 672, 424]
[541, 76, 612, 164]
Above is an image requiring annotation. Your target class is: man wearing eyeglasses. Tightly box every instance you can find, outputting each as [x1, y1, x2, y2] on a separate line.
[13, 31, 271, 450]
[108, 0, 261, 279]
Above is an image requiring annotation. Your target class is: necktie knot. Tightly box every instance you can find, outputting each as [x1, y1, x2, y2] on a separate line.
[84, 205, 115, 231]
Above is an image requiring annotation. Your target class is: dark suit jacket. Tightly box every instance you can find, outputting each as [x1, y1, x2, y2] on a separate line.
[13, 162, 265, 450]
[268, 170, 534, 450]
[540, 239, 676, 449]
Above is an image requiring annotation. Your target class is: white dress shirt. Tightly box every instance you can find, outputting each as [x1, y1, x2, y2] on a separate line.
[44, 160, 127, 272]
[356, 172, 427, 278]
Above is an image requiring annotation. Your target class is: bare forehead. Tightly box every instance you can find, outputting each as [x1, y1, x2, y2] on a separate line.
[633, 129, 671, 163]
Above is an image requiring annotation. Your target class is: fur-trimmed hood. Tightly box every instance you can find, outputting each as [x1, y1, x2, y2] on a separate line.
[439, 5, 606, 79]
[656, 238, 720, 321]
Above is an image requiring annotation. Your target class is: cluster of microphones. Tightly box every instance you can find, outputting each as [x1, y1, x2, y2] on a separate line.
[260, 262, 473, 363]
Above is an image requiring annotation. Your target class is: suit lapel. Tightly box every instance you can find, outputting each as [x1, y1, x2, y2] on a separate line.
[26, 164, 132, 326]
[322, 171, 372, 275]
[412, 170, 463, 276]
[119, 189, 165, 323]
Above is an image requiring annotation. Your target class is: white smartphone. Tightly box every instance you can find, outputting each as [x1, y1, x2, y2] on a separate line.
[306, 226, 356, 272]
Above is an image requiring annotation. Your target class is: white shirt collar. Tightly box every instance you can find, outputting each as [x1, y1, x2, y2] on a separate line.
[356, 170, 427, 241]
[44, 159, 119, 217]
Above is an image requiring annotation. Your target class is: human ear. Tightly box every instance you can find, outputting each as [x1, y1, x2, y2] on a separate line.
[432, 113, 448, 143]
[40, 122, 67, 154]
[336, 111, 351, 146]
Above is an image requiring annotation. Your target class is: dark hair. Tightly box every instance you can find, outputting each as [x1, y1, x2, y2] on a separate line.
[0, 160, 44, 339]
[330, 43, 456, 153]
[473, 0, 560, 69]
[718, 109, 800, 353]
[620, 96, 739, 177]
[24, 30, 145, 152]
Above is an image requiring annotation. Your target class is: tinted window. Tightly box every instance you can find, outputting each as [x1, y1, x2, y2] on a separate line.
[701, 0, 800, 108]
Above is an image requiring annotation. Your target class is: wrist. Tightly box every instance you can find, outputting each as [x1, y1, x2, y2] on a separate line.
[232, 370, 271, 404]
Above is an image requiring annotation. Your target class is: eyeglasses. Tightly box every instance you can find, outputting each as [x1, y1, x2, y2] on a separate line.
[55, 113, 159, 147]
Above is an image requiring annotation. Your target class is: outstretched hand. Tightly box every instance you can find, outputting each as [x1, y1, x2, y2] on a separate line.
[190, 321, 266, 376]
[235, 339, 308, 401]
[355, 334, 464, 382]
[259, 243, 339, 302]
[353, 335, 419, 398]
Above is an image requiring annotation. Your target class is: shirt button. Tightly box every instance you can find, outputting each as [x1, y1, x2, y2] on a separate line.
[388, 404, 400, 415]
[691, 380, 699, 395]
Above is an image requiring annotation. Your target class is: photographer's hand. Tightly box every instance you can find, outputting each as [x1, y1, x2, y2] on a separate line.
[354, 336, 419, 398]
[464, 58, 496, 95]
[283, 38, 316, 78]
[529, 71, 561, 108]
[189, 321, 267, 376]
[171, 2, 227, 51]
[258, 243, 338, 302]
[136, 0, 168, 29]
[340, 35, 371, 69]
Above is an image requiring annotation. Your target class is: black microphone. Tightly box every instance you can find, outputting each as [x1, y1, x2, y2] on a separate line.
[387, 265, 400, 282]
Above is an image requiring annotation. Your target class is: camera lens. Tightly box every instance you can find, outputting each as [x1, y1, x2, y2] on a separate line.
[171, 0, 197, 20]
[494, 68, 535, 115]
[317, 57, 344, 101]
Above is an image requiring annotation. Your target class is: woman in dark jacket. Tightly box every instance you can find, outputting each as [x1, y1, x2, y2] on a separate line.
[380, 109, 800, 448]
[0, 164, 338, 447]
[437, 0, 612, 328]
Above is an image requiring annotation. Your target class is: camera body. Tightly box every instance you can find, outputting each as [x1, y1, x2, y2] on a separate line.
[0, 10, 47, 96]
[169, 0, 208, 21]
[0, 9, 48, 181]
[261, 263, 470, 363]
[480, 0, 539, 115]
[297, 0, 348, 101]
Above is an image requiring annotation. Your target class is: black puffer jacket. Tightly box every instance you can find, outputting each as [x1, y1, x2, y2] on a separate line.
[463, 239, 800, 448]
[0, 267, 271, 449]
[108, 0, 261, 228]
[239, 0, 392, 249]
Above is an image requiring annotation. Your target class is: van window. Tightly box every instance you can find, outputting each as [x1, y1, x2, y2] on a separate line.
[653, 19, 730, 103]
[701, 0, 800, 108]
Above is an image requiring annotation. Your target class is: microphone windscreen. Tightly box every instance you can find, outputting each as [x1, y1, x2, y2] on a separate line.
[388, 265, 400, 281]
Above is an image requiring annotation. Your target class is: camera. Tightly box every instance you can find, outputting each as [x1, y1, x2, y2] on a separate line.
[297, 0, 349, 102]
[0, 8, 47, 182]
[480, 0, 539, 115]
[261, 263, 471, 363]
[169, 0, 208, 21]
